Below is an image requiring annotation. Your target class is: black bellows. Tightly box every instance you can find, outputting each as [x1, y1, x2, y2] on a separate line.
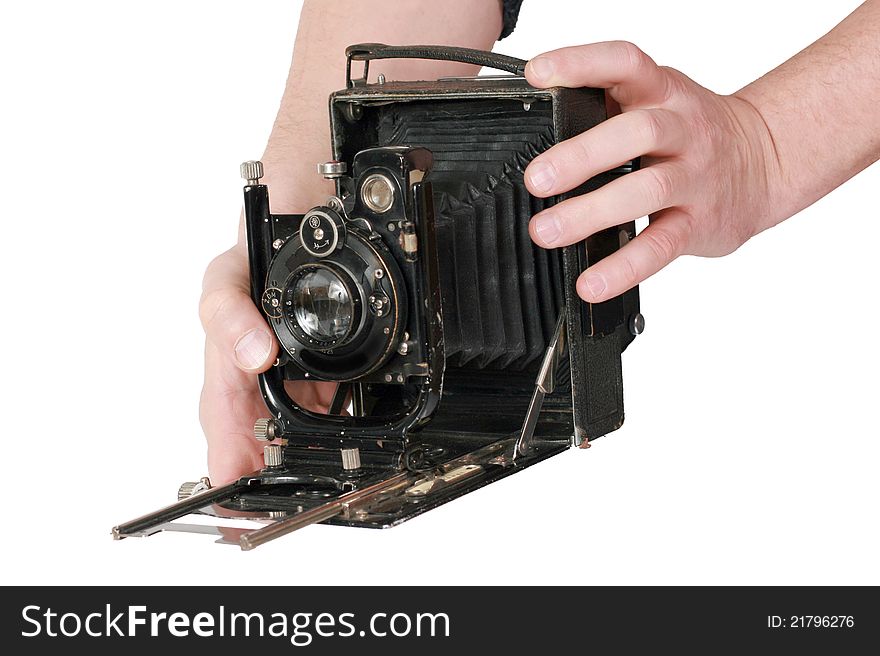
[379, 99, 565, 371]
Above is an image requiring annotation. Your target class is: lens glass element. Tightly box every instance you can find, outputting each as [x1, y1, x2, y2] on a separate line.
[291, 268, 353, 343]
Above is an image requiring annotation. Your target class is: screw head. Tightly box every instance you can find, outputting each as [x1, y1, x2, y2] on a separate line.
[272, 238, 284, 250]
[369, 296, 388, 316]
[629, 313, 646, 336]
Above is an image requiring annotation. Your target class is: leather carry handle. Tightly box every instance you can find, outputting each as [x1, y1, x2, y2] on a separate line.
[345, 43, 527, 87]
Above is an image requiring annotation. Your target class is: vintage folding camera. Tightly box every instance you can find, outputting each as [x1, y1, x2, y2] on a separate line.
[115, 44, 642, 549]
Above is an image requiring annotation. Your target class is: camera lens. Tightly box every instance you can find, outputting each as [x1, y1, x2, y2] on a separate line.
[290, 267, 355, 343]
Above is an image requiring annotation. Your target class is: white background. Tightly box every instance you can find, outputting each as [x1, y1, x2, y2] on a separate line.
[1, 0, 876, 585]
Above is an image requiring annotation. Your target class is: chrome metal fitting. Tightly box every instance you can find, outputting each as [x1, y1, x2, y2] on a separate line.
[264, 444, 283, 468]
[341, 448, 361, 471]
[318, 161, 347, 179]
[177, 477, 212, 501]
[240, 160, 263, 185]
[254, 418, 278, 442]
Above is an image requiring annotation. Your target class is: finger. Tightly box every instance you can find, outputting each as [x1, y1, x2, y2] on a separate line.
[200, 340, 266, 484]
[529, 161, 687, 248]
[284, 380, 339, 414]
[525, 108, 686, 197]
[525, 41, 671, 108]
[575, 209, 692, 303]
[199, 246, 278, 373]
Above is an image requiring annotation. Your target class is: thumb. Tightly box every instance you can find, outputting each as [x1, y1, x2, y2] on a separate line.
[199, 246, 278, 373]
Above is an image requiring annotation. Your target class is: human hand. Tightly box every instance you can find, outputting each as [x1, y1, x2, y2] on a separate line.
[524, 41, 782, 302]
[198, 242, 337, 484]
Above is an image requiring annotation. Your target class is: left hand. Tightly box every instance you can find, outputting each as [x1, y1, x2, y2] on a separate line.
[524, 41, 783, 302]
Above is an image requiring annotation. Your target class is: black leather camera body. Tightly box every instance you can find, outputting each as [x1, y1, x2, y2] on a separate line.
[115, 45, 641, 549]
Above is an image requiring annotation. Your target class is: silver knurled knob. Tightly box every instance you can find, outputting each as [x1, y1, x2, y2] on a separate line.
[254, 418, 277, 441]
[177, 477, 212, 501]
[341, 447, 361, 471]
[240, 160, 263, 184]
[264, 444, 283, 468]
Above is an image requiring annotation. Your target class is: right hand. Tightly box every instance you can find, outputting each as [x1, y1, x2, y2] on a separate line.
[198, 242, 337, 484]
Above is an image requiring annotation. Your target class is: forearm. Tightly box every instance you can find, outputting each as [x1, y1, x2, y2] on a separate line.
[736, 0, 880, 230]
[255, 0, 502, 221]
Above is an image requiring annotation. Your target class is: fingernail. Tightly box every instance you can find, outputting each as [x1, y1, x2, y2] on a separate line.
[527, 56, 554, 83]
[234, 329, 272, 370]
[581, 273, 607, 300]
[528, 160, 556, 193]
[533, 213, 563, 245]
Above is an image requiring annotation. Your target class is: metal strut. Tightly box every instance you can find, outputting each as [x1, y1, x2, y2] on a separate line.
[513, 311, 567, 460]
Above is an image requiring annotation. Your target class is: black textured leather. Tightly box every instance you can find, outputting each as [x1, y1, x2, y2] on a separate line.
[345, 43, 527, 86]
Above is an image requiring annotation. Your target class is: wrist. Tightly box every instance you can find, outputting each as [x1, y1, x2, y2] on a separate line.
[258, 89, 336, 213]
[258, 156, 334, 214]
[724, 90, 791, 236]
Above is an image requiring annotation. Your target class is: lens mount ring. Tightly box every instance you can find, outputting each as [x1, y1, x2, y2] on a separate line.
[265, 227, 408, 381]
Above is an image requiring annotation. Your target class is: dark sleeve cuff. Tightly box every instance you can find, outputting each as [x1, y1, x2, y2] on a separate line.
[499, 0, 524, 39]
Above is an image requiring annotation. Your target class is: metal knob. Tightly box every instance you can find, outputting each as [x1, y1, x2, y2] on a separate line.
[629, 313, 646, 336]
[264, 444, 283, 468]
[177, 477, 212, 501]
[254, 418, 278, 442]
[341, 447, 361, 471]
[240, 160, 263, 185]
[318, 161, 347, 179]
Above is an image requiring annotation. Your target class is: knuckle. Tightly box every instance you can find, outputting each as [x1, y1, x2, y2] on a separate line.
[620, 254, 640, 288]
[641, 166, 675, 208]
[691, 112, 721, 149]
[616, 41, 649, 76]
[643, 225, 681, 264]
[557, 197, 589, 233]
[657, 66, 683, 104]
[202, 246, 247, 291]
[573, 133, 594, 167]
[199, 288, 237, 333]
[202, 250, 231, 288]
[634, 109, 663, 149]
